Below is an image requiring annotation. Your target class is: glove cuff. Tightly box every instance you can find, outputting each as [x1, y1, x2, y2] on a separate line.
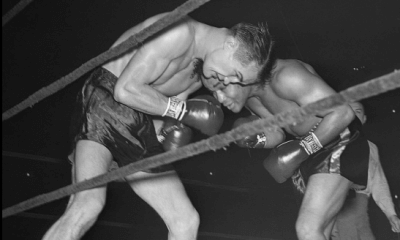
[156, 132, 166, 143]
[300, 132, 323, 155]
[162, 96, 186, 120]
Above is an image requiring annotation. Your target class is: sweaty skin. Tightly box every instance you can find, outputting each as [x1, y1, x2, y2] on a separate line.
[203, 58, 358, 240]
[102, 13, 259, 116]
[42, 11, 270, 240]
[103, 13, 202, 115]
[206, 59, 354, 148]
[249, 59, 349, 139]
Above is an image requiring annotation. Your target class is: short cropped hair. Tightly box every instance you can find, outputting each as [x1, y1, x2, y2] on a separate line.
[230, 22, 276, 86]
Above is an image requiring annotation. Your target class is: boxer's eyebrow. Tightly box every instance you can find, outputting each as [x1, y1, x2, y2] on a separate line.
[212, 81, 224, 89]
[217, 71, 242, 84]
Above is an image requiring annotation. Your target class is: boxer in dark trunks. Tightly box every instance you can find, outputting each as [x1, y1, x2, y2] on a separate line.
[43, 11, 274, 240]
[290, 117, 369, 196]
[69, 67, 172, 173]
[331, 102, 400, 240]
[202, 57, 369, 240]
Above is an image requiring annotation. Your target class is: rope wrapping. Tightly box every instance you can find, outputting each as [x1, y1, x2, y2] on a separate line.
[2, 0, 211, 122]
[2, 70, 399, 219]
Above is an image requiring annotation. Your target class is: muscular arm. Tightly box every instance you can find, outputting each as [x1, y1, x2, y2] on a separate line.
[245, 97, 286, 148]
[273, 62, 354, 145]
[113, 17, 194, 116]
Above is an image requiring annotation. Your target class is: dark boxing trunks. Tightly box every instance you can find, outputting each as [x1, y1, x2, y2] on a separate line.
[69, 67, 173, 173]
[292, 118, 370, 193]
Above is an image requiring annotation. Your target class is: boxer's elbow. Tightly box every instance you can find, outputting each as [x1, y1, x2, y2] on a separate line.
[340, 104, 356, 125]
[113, 82, 137, 103]
[331, 104, 356, 132]
[113, 81, 125, 101]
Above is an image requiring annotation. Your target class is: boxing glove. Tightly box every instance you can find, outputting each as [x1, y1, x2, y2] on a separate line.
[232, 115, 267, 148]
[157, 118, 193, 151]
[163, 95, 224, 136]
[263, 132, 323, 183]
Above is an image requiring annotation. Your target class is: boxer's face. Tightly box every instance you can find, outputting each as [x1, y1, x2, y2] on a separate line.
[201, 39, 259, 112]
[204, 79, 252, 113]
[202, 42, 259, 86]
[350, 102, 367, 124]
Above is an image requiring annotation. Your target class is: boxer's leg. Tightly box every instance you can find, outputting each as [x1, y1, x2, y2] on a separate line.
[42, 140, 111, 240]
[296, 173, 352, 240]
[126, 171, 199, 240]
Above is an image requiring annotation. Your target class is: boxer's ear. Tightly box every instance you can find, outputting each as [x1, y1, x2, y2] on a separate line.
[224, 36, 238, 50]
[362, 115, 367, 125]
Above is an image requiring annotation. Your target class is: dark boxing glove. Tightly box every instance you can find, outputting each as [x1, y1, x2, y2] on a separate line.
[162, 95, 224, 136]
[157, 118, 193, 151]
[263, 132, 323, 183]
[232, 115, 267, 148]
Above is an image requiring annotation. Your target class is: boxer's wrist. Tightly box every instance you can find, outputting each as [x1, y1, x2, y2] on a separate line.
[299, 132, 323, 155]
[162, 96, 186, 120]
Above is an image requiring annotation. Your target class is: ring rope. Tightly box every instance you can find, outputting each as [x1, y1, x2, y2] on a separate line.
[14, 212, 282, 240]
[2, 0, 35, 27]
[2, 150, 255, 192]
[2, 150, 67, 164]
[2, 70, 399, 219]
[2, 0, 211, 122]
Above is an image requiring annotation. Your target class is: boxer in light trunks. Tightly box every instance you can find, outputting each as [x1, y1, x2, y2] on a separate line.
[42, 11, 274, 240]
[202, 57, 370, 240]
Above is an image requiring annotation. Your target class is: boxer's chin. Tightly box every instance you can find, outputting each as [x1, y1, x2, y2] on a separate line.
[228, 104, 240, 113]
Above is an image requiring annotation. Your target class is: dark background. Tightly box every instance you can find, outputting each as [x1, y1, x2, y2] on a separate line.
[2, 0, 400, 239]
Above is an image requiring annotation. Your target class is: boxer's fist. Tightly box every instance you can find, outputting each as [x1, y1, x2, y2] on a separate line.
[163, 95, 224, 136]
[233, 115, 267, 148]
[263, 133, 323, 183]
[158, 118, 192, 151]
[182, 95, 224, 135]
